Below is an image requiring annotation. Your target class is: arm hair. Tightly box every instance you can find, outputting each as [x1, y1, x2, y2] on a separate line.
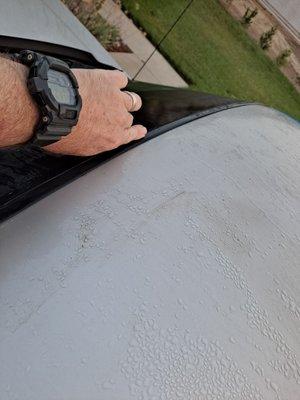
[0, 55, 38, 146]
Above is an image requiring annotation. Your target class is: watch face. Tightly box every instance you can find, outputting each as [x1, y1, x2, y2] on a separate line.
[47, 69, 76, 105]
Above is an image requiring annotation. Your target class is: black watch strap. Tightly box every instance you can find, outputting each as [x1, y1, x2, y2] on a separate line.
[32, 125, 74, 146]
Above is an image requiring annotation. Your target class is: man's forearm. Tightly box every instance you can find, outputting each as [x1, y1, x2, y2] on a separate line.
[0, 56, 38, 147]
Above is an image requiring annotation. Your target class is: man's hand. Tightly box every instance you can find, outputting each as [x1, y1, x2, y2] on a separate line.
[46, 69, 147, 156]
[0, 56, 146, 156]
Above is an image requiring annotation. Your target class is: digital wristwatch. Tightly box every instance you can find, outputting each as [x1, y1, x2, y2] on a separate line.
[16, 50, 82, 146]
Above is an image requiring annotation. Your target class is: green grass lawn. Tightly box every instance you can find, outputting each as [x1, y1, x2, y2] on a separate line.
[123, 0, 300, 120]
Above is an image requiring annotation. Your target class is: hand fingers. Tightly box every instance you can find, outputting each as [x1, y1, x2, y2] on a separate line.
[122, 91, 142, 112]
[124, 112, 134, 128]
[124, 124, 147, 144]
[104, 69, 128, 89]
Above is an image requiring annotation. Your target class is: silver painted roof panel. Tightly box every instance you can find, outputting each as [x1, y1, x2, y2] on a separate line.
[0, 105, 299, 399]
[0, 0, 120, 68]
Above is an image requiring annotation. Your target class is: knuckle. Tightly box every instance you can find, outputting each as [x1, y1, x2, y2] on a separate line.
[119, 71, 128, 85]
[123, 112, 133, 127]
[127, 114, 134, 126]
[112, 70, 128, 87]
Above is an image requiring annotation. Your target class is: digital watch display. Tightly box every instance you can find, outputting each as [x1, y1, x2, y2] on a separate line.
[47, 69, 76, 106]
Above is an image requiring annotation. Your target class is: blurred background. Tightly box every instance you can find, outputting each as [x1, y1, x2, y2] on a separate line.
[62, 0, 300, 120]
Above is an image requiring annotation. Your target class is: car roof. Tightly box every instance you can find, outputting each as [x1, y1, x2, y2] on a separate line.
[0, 0, 120, 68]
[1, 105, 299, 398]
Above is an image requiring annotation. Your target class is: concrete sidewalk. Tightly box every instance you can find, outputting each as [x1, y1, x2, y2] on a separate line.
[99, 0, 187, 87]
